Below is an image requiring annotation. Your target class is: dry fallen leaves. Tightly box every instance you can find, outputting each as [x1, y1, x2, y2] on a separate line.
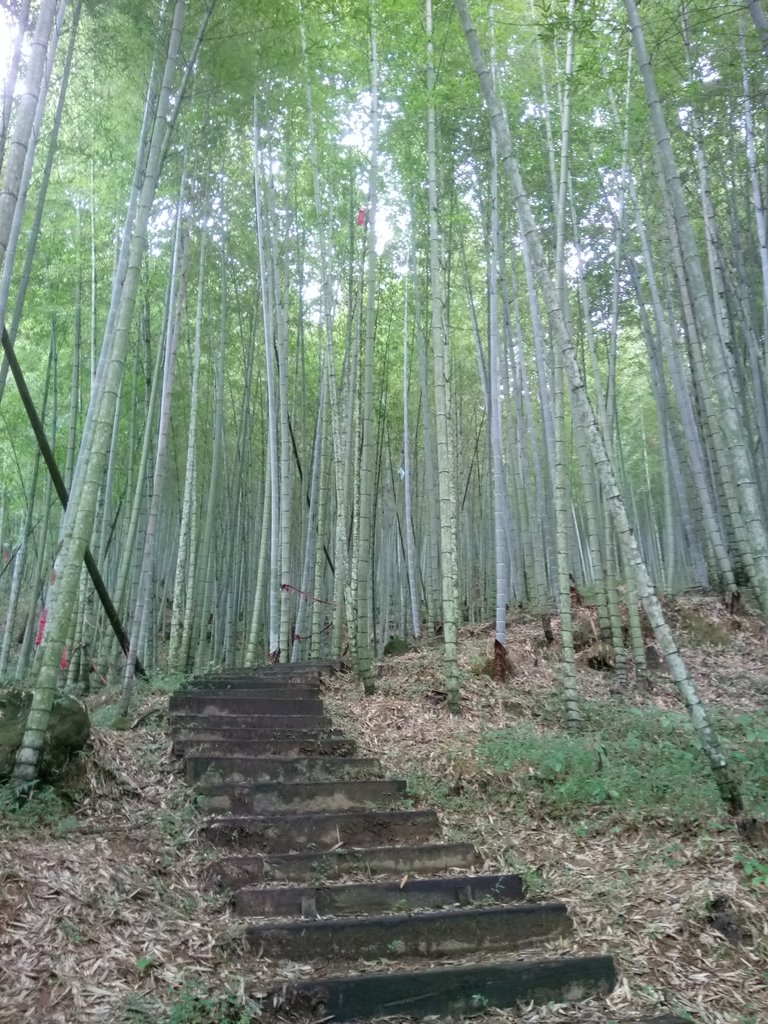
[0, 595, 766, 1024]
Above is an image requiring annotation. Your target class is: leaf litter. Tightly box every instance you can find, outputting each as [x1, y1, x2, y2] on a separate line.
[320, 596, 768, 1024]
[0, 712, 278, 1023]
[0, 594, 766, 1024]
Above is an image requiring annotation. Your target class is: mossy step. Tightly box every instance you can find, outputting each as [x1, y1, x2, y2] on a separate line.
[270, 953, 617, 1021]
[183, 675, 325, 692]
[170, 714, 335, 735]
[636, 1018, 691, 1024]
[186, 755, 383, 785]
[242, 659, 342, 673]
[183, 682, 322, 697]
[247, 901, 569, 960]
[184, 660, 341, 686]
[197, 779, 406, 814]
[174, 735, 357, 758]
[208, 842, 481, 889]
[201, 808, 440, 852]
[234, 872, 524, 918]
[169, 694, 326, 717]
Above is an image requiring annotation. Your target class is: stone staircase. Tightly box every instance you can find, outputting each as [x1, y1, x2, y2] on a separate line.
[170, 663, 677, 1022]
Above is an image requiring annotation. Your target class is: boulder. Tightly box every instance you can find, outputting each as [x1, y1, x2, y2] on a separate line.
[383, 637, 411, 656]
[0, 688, 90, 782]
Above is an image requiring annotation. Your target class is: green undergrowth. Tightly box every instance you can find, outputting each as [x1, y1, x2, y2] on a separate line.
[121, 980, 261, 1024]
[476, 702, 768, 824]
[0, 781, 82, 836]
[408, 700, 768, 829]
[90, 670, 191, 729]
[145, 670, 193, 694]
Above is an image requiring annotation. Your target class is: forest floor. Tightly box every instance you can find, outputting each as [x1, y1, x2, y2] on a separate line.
[0, 593, 767, 1024]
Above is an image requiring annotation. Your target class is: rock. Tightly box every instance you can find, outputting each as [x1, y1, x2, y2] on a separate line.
[383, 637, 411, 656]
[585, 641, 615, 671]
[706, 894, 753, 945]
[644, 642, 665, 668]
[736, 816, 768, 848]
[0, 689, 90, 782]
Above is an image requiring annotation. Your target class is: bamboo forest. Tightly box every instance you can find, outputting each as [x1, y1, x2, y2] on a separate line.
[1, 1, 768, 1023]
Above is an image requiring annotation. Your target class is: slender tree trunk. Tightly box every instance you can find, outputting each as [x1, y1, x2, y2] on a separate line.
[0, 0, 31, 174]
[402, 276, 421, 639]
[0, 1, 78, 407]
[427, 0, 460, 712]
[194, 244, 226, 670]
[454, 0, 744, 813]
[13, 0, 188, 785]
[253, 119, 281, 660]
[487, 89, 508, 650]
[0, 0, 57, 274]
[625, 0, 768, 615]
[169, 223, 207, 667]
[355, 0, 379, 693]
[121, 193, 187, 709]
[748, 0, 768, 52]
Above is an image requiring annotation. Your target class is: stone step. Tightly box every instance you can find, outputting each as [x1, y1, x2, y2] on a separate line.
[247, 901, 570, 960]
[170, 715, 335, 735]
[234, 872, 524, 918]
[271, 954, 617, 1022]
[183, 676, 324, 693]
[186, 755, 383, 785]
[186, 661, 341, 684]
[208, 842, 481, 889]
[180, 688, 321, 704]
[637, 1017, 691, 1024]
[201, 809, 441, 852]
[174, 735, 358, 758]
[197, 779, 407, 814]
[632, 1019, 690, 1024]
[245, 659, 342, 674]
[173, 727, 340, 748]
[169, 694, 326, 717]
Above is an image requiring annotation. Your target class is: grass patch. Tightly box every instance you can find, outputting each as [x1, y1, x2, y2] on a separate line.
[476, 702, 768, 824]
[121, 980, 261, 1024]
[144, 670, 192, 694]
[0, 781, 81, 836]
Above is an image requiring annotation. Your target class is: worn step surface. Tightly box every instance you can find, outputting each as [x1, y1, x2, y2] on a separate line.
[186, 755, 383, 785]
[173, 728, 340, 750]
[234, 872, 524, 918]
[174, 688, 321, 704]
[248, 901, 570, 959]
[184, 661, 342, 688]
[201, 808, 440, 851]
[174, 735, 357, 758]
[170, 715, 335, 736]
[208, 842, 482, 889]
[169, 694, 326, 717]
[183, 681, 323, 697]
[197, 779, 406, 814]
[174, 662, 622, 1023]
[271, 954, 617, 1022]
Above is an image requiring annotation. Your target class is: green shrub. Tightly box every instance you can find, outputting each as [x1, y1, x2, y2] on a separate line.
[166, 983, 259, 1024]
[146, 671, 191, 694]
[0, 782, 79, 834]
[121, 981, 260, 1024]
[476, 703, 768, 823]
[718, 711, 768, 815]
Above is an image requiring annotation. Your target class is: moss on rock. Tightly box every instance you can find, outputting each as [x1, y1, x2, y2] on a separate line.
[0, 689, 90, 782]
